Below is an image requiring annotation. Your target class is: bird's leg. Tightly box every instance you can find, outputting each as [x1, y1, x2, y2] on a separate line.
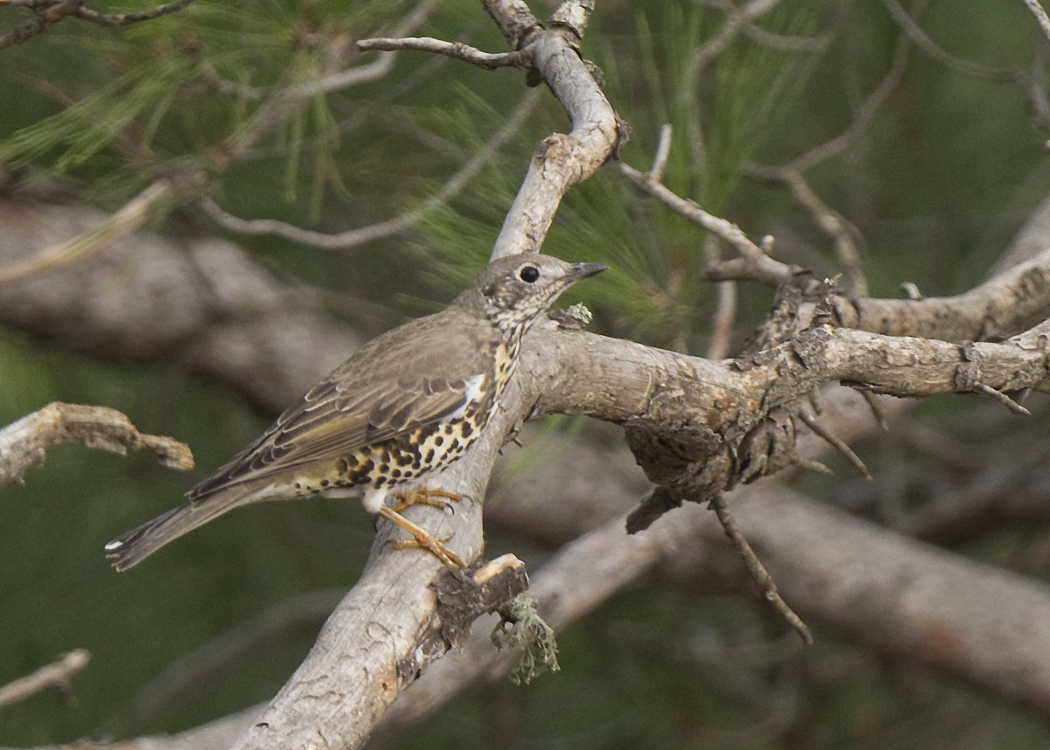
[377, 505, 466, 567]
[389, 485, 462, 514]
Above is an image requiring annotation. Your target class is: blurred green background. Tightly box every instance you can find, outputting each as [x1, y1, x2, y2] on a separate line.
[3, 0, 1050, 747]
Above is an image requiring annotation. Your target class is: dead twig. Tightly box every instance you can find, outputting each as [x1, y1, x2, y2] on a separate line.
[0, 402, 193, 487]
[0, 0, 194, 49]
[203, 89, 543, 249]
[747, 166, 868, 298]
[707, 278, 738, 360]
[798, 409, 872, 479]
[1023, 0, 1050, 48]
[211, 0, 443, 100]
[708, 494, 814, 645]
[0, 649, 90, 710]
[620, 161, 804, 289]
[357, 37, 533, 70]
[75, 0, 194, 26]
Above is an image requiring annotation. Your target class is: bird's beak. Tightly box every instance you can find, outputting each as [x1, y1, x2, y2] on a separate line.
[570, 262, 608, 280]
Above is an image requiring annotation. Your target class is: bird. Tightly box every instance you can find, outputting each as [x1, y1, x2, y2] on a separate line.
[105, 253, 606, 571]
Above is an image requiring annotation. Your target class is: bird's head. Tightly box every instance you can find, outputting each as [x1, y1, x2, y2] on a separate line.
[457, 253, 606, 335]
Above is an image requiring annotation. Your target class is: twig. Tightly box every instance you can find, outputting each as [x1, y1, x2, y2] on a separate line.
[974, 382, 1032, 415]
[0, 402, 193, 487]
[204, 88, 543, 249]
[0, 650, 90, 709]
[861, 391, 890, 431]
[0, 0, 82, 50]
[75, 0, 194, 26]
[357, 37, 532, 70]
[707, 279, 737, 360]
[213, 0, 444, 100]
[882, 0, 1013, 80]
[748, 166, 868, 297]
[708, 494, 813, 645]
[621, 161, 803, 288]
[740, 8, 919, 298]
[739, 19, 829, 51]
[1023, 0, 1050, 47]
[692, 0, 784, 75]
[649, 123, 673, 182]
[882, 0, 1050, 127]
[0, 179, 172, 284]
[0, 0, 193, 49]
[216, 52, 396, 102]
[797, 410, 872, 479]
[786, 22, 913, 174]
[315, 0, 445, 95]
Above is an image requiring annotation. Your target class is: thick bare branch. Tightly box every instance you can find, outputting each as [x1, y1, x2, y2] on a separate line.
[842, 248, 1050, 340]
[227, 441, 489, 749]
[527, 319, 1050, 431]
[487, 1, 622, 258]
[390, 455, 1050, 725]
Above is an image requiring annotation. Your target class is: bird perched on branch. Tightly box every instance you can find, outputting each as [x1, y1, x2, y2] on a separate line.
[106, 253, 605, 571]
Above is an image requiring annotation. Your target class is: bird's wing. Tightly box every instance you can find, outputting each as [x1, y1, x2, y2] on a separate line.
[276, 371, 484, 460]
[188, 370, 483, 500]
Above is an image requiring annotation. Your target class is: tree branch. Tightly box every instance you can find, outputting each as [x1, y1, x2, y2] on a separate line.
[0, 0, 83, 50]
[356, 37, 533, 70]
[0, 403, 193, 487]
[1023, 0, 1050, 48]
[387, 409, 1050, 725]
[201, 89, 543, 249]
[74, 0, 194, 27]
[0, 649, 90, 710]
[487, 0, 624, 257]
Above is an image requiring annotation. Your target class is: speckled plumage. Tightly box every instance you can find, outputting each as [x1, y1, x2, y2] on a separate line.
[106, 254, 605, 570]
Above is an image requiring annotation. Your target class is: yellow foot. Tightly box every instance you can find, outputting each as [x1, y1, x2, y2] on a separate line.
[377, 505, 466, 567]
[390, 485, 462, 514]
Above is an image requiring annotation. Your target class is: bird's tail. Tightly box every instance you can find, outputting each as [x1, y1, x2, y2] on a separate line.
[105, 493, 242, 572]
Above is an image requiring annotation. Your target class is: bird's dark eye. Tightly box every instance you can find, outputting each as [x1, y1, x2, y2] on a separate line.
[519, 265, 540, 283]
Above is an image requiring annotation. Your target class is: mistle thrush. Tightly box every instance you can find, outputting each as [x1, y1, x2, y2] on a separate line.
[106, 254, 605, 571]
